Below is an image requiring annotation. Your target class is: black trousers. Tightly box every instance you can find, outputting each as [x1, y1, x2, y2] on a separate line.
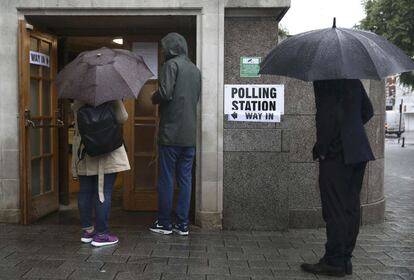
[319, 154, 367, 267]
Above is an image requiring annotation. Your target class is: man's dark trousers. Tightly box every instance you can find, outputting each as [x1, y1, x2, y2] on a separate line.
[319, 153, 367, 267]
[157, 145, 195, 227]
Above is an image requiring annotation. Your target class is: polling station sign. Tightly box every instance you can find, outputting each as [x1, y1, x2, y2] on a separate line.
[227, 111, 281, 122]
[224, 84, 284, 123]
[29, 51, 50, 67]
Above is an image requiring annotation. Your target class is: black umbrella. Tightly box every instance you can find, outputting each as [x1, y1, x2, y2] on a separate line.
[56, 47, 153, 106]
[260, 18, 414, 81]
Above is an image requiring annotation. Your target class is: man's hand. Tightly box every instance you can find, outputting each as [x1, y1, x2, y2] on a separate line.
[312, 145, 325, 161]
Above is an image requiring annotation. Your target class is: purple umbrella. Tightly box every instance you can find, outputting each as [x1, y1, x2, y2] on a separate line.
[56, 47, 153, 106]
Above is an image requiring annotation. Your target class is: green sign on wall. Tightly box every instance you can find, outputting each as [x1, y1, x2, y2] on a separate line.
[240, 56, 261, 77]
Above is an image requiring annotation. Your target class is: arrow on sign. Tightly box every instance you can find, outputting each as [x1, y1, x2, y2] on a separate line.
[231, 112, 238, 119]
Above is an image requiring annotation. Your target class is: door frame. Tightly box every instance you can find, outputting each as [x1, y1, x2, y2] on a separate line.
[17, 9, 215, 226]
[19, 20, 30, 225]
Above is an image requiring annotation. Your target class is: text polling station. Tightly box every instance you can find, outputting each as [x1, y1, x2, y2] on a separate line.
[224, 84, 284, 122]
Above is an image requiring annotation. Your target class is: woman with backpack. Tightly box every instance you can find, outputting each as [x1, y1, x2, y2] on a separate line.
[72, 99, 130, 247]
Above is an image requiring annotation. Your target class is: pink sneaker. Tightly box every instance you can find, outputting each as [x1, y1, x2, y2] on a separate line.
[80, 230, 96, 243]
[91, 233, 119, 247]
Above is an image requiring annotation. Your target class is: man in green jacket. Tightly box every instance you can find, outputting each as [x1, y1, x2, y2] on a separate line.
[149, 32, 201, 236]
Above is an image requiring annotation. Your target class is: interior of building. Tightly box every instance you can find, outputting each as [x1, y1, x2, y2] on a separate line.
[25, 15, 197, 226]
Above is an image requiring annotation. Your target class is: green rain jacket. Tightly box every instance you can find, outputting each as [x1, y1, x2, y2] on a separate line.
[152, 33, 201, 147]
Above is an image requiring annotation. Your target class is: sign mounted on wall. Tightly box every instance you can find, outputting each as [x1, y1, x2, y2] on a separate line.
[240, 57, 261, 77]
[29, 51, 50, 67]
[132, 42, 158, 80]
[224, 84, 284, 123]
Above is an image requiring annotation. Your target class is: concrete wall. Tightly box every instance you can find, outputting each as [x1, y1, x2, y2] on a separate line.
[223, 15, 385, 230]
[0, 0, 21, 223]
[223, 16, 290, 230]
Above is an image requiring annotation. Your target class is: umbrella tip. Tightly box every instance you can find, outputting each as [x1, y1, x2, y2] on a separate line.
[332, 17, 336, 28]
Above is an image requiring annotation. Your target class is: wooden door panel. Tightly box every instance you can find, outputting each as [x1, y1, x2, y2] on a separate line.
[19, 21, 59, 224]
[134, 123, 157, 154]
[122, 39, 184, 211]
[135, 89, 157, 117]
[134, 156, 157, 189]
[123, 83, 181, 210]
[123, 81, 160, 211]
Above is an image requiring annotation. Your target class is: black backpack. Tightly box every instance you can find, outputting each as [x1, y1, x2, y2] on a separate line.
[77, 101, 123, 159]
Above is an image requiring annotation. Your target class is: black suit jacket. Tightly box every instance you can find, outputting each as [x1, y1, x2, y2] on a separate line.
[313, 79, 375, 164]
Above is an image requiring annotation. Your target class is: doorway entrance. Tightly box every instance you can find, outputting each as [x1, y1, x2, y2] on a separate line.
[19, 15, 197, 225]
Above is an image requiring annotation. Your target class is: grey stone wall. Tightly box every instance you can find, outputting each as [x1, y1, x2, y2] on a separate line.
[361, 80, 386, 225]
[223, 16, 289, 230]
[223, 16, 385, 230]
[0, 1, 21, 223]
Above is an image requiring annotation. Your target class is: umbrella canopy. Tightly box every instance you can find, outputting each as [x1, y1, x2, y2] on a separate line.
[56, 47, 153, 106]
[260, 20, 414, 81]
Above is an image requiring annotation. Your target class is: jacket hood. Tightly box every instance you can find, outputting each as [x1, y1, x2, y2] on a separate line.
[161, 32, 188, 59]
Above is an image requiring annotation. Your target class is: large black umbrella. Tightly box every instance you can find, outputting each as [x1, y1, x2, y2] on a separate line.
[56, 47, 153, 106]
[260, 19, 414, 81]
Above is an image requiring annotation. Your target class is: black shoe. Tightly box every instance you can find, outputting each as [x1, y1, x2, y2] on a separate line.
[301, 261, 346, 277]
[345, 259, 352, 275]
[172, 223, 189, 236]
[149, 220, 172, 235]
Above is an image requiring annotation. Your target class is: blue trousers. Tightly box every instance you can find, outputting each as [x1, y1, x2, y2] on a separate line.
[78, 173, 117, 234]
[157, 145, 195, 226]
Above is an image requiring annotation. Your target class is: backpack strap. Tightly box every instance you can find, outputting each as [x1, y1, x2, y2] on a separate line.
[122, 139, 128, 153]
[77, 139, 86, 161]
[75, 139, 86, 175]
[98, 159, 105, 203]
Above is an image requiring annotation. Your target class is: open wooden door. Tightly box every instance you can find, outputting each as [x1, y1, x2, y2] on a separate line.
[122, 39, 186, 212]
[123, 81, 161, 211]
[19, 21, 61, 224]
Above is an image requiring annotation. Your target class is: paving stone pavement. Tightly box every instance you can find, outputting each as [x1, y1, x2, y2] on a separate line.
[0, 142, 413, 280]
